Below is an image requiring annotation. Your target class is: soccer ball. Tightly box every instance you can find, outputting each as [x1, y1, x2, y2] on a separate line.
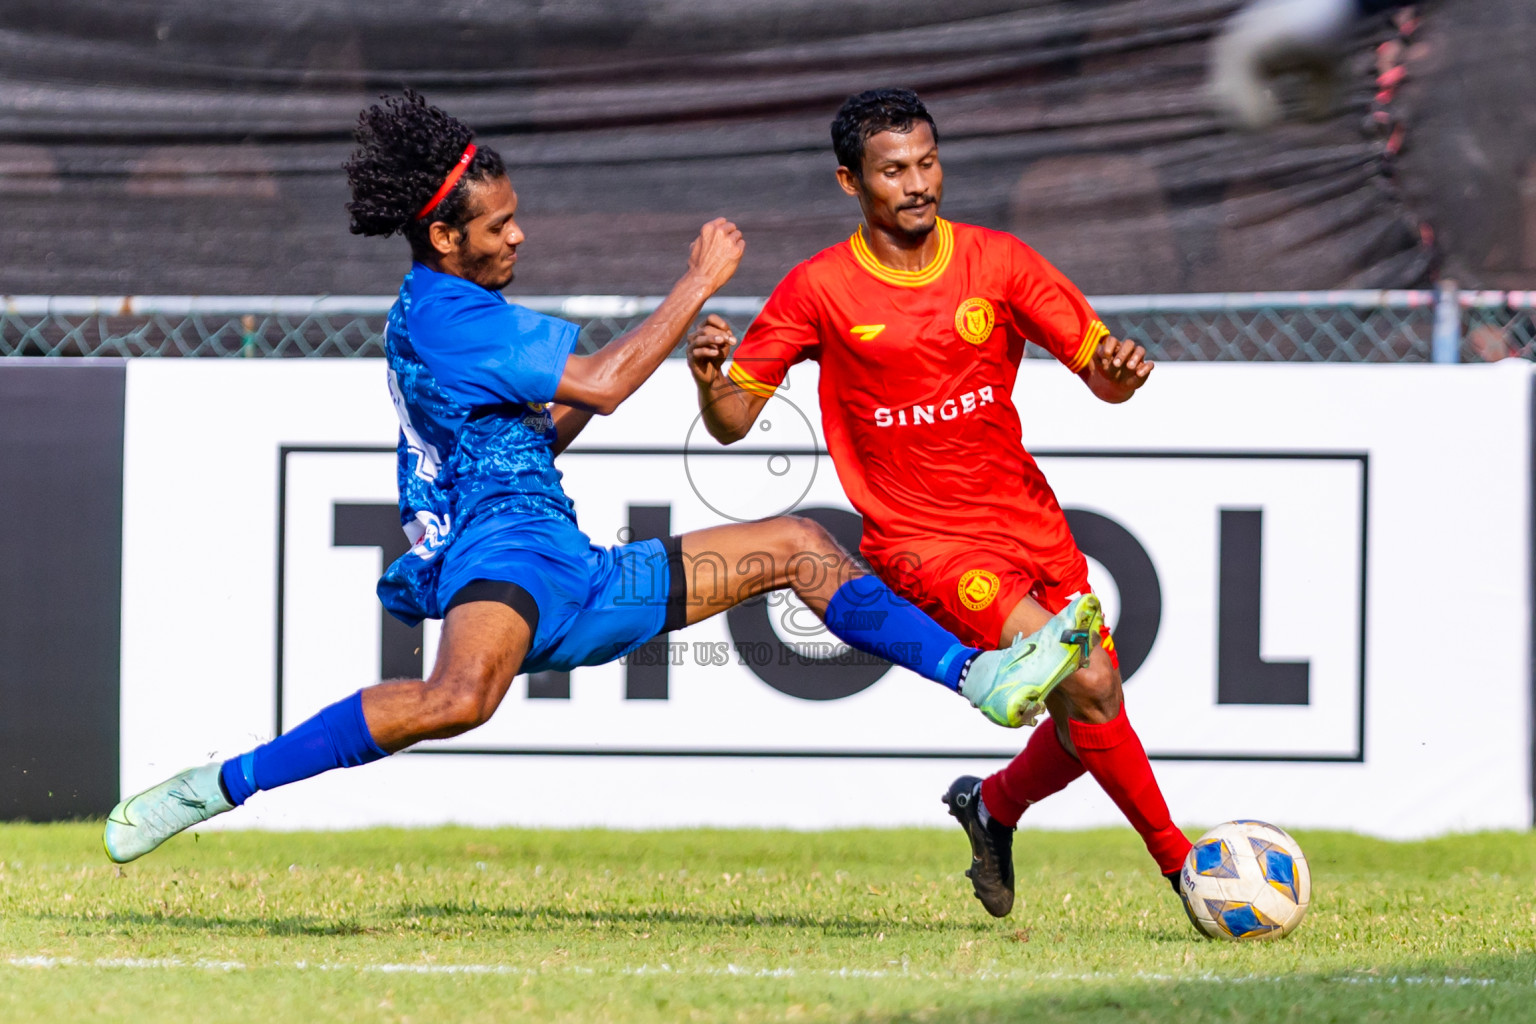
[1179, 820, 1310, 940]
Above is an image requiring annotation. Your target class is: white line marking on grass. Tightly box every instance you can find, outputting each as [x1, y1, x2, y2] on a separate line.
[357, 963, 526, 975]
[1, 956, 1524, 988]
[7, 957, 246, 972]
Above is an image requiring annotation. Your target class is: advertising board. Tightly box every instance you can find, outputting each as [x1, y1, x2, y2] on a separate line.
[115, 359, 1533, 837]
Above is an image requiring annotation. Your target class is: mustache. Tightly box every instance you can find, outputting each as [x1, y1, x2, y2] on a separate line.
[899, 196, 937, 210]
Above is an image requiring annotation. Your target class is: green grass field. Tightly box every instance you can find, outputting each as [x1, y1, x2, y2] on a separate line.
[4, 824, 1536, 1022]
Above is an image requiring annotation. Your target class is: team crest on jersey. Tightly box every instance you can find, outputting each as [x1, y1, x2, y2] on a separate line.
[523, 402, 554, 431]
[954, 297, 996, 346]
[958, 568, 1001, 610]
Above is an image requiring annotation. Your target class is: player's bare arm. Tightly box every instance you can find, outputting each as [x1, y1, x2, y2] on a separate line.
[1083, 335, 1153, 404]
[549, 402, 595, 455]
[556, 219, 744, 415]
[688, 315, 767, 443]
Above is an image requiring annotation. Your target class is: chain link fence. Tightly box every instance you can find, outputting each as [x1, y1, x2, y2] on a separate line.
[2, 290, 1531, 362]
[1461, 291, 1536, 362]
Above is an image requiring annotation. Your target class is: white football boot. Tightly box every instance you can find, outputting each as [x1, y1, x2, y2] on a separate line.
[103, 762, 233, 864]
[959, 593, 1102, 727]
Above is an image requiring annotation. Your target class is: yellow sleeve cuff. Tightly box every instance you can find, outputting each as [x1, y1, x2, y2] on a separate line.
[727, 361, 779, 398]
[1068, 320, 1109, 373]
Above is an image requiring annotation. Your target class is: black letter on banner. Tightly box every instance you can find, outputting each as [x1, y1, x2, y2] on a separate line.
[1062, 509, 1161, 683]
[1217, 509, 1309, 705]
[333, 503, 422, 681]
[624, 505, 673, 700]
[727, 507, 890, 700]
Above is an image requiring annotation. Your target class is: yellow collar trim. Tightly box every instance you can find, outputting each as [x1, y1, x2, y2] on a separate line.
[849, 218, 954, 288]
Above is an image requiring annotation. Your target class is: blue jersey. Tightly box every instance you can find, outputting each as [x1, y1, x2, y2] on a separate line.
[380, 263, 584, 616]
[375, 263, 679, 666]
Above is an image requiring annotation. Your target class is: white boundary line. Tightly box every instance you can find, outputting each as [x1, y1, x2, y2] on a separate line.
[0, 956, 1521, 987]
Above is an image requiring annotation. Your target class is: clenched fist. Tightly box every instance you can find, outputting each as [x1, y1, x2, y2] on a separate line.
[687, 218, 746, 294]
[687, 314, 738, 389]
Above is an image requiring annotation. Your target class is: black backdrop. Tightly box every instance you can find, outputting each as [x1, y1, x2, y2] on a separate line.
[0, 364, 122, 819]
[0, 0, 1526, 296]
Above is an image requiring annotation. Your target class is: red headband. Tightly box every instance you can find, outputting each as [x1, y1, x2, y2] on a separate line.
[413, 142, 477, 221]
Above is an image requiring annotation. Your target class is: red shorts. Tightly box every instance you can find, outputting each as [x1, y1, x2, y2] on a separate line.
[870, 530, 1117, 665]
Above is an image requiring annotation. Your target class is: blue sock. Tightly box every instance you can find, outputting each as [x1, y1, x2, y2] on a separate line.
[823, 575, 978, 690]
[219, 691, 389, 807]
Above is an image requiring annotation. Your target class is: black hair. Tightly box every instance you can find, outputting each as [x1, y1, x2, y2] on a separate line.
[830, 88, 939, 176]
[344, 89, 507, 261]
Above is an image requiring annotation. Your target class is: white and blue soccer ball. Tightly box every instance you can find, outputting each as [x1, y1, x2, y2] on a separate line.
[1179, 820, 1310, 941]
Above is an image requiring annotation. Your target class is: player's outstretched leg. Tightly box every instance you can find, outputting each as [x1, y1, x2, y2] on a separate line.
[104, 689, 390, 864]
[673, 520, 1093, 717]
[104, 599, 530, 864]
[105, 696, 392, 864]
[821, 575, 1096, 712]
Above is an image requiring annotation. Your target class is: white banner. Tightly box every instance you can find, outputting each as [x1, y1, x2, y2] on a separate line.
[120, 359, 1532, 838]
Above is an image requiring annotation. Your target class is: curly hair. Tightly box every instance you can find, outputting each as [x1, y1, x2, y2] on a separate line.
[344, 89, 506, 260]
[830, 88, 938, 176]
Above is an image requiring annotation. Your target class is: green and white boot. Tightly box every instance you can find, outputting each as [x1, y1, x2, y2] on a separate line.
[103, 762, 233, 864]
[960, 593, 1102, 727]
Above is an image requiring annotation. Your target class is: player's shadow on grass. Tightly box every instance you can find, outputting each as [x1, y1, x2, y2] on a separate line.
[400, 901, 988, 937]
[31, 904, 986, 939]
[38, 910, 373, 937]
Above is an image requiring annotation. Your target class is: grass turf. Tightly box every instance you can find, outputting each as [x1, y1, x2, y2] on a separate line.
[3, 824, 1536, 1022]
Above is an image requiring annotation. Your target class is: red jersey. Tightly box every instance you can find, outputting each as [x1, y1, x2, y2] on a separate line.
[728, 218, 1106, 583]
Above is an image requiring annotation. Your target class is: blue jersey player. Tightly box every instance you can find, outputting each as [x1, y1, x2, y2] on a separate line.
[104, 92, 1098, 863]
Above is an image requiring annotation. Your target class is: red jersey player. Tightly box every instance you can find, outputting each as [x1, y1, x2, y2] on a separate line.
[689, 89, 1192, 919]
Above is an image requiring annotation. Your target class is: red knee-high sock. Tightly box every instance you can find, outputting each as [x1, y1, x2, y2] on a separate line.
[980, 717, 1086, 827]
[1067, 707, 1191, 874]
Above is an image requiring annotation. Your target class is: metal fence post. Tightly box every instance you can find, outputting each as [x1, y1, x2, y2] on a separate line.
[1432, 279, 1462, 364]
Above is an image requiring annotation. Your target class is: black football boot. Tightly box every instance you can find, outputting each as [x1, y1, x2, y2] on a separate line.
[942, 775, 1015, 917]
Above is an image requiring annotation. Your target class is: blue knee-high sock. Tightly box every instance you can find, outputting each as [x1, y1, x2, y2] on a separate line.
[219, 691, 388, 806]
[823, 575, 978, 690]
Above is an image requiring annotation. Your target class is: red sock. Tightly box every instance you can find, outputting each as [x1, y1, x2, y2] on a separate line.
[980, 717, 1086, 827]
[1067, 707, 1192, 874]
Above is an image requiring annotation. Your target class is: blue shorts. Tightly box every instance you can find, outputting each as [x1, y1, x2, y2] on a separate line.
[378, 512, 685, 675]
